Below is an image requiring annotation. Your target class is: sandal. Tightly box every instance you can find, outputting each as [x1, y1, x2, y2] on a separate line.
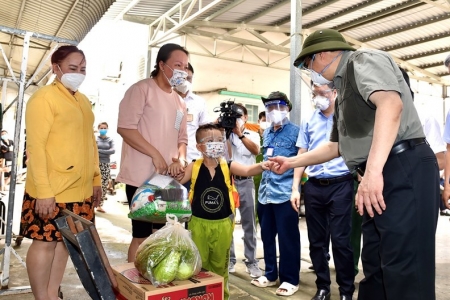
[276, 282, 299, 296]
[96, 207, 106, 213]
[251, 276, 277, 288]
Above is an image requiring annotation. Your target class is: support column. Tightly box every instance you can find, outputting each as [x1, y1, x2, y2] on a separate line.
[289, 0, 302, 126]
[0, 31, 31, 289]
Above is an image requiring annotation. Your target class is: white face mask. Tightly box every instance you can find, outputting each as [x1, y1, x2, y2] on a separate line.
[259, 121, 269, 130]
[203, 142, 225, 159]
[312, 95, 330, 111]
[268, 110, 288, 125]
[57, 65, 85, 92]
[175, 80, 191, 94]
[310, 70, 331, 85]
[307, 51, 343, 86]
[164, 64, 188, 87]
[237, 118, 245, 129]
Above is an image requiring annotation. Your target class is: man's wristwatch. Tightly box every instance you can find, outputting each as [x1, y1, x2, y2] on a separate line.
[239, 135, 245, 140]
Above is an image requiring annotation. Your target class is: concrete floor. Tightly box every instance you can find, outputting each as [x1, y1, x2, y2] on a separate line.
[1, 186, 450, 299]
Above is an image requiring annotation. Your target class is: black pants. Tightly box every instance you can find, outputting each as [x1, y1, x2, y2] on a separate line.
[358, 143, 439, 300]
[304, 178, 355, 297]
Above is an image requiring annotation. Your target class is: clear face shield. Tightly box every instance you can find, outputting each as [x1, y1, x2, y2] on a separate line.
[198, 130, 226, 159]
[264, 100, 290, 126]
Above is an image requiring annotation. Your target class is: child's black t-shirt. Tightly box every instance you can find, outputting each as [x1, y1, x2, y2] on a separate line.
[191, 162, 232, 220]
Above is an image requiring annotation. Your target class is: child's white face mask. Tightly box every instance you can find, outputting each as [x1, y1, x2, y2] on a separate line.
[203, 142, 225, 158]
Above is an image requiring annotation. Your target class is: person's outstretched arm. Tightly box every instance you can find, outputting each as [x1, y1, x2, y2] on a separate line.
[270, 141, 339, 174]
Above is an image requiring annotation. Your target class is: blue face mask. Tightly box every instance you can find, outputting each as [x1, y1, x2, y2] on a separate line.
[99, 129, 108, 136]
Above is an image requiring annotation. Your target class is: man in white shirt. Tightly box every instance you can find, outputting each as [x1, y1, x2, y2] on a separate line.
[176, 63, 210, 163]
[228, 104, 262, 278]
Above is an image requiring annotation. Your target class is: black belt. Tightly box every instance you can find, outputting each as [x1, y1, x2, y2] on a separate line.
[390, 138, 426, 156]
[234, 176, 251, 180]
[357, 138, 427, 176]
[308, 173, 353, 186]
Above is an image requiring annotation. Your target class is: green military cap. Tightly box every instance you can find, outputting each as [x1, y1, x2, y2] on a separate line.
[294, 29, 356, 67]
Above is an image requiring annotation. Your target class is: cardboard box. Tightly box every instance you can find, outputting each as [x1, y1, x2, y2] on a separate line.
[113, 263, 223, 300]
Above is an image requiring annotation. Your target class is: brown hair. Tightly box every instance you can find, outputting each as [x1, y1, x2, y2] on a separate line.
[98, 122, 109, 129]
[150, 43, 189, 78]
[51, 45, 85, 65]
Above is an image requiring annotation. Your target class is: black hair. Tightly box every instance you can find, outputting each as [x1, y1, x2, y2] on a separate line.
[310, 80, 335, 90]
[258, 111, 266, 120]
[188, 62, 194, 74]
[150, 43, 189, 78]
[234, 103, 248, 116]
[444, 54, 450, 68]
[195, 123, 221, 142]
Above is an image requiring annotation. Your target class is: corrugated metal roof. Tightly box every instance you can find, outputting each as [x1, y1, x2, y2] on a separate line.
[3, 0, 447, 85]
[0, 0, 115, 86]
[119, 0, 450, 84]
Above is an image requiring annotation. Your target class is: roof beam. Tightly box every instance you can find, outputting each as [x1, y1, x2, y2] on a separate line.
[149, 0, 226, 46]
[124, 15, 291, 34]
[304, 0, 385, 29]
[180, 27, 290, 53]
[268, 0, 341, 26]
[419, 0, 450, 12]
[5, 0, 26, 77]
[204, 0, 246, 21]
[334, 0, 423, 32]
[381, 31, 450, 51]
[401, 47, 450, 61]
[241, 0, 290, 23]
[31, 0, 80, 87]
[360, 12, 450, 42]
[114, 0, 141, 20]
[192, 21, 290, 33]
[342, 33, 443, 83]
[418, 61, 446, 69]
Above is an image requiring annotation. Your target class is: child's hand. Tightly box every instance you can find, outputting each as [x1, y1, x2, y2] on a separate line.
[260, 161, 273, 171]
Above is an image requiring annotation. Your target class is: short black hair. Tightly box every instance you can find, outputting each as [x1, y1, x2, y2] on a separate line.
[195, 123, 221, 142]
[234, 103, 248, 116]
[310, 80, 335, 90]
[188, 62, 194, 74]
[258, 111, 266, 120]
[444, 54, 450, 68]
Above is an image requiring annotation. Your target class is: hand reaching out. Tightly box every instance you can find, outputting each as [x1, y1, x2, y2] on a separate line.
[268, 156, 291, 174]
[260, 161, 273, 171]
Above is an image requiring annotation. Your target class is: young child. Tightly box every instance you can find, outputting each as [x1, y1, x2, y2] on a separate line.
[179, 123, 271, 300]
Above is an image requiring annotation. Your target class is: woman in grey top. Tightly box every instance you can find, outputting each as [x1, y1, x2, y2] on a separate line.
[96, 122, 115, 212]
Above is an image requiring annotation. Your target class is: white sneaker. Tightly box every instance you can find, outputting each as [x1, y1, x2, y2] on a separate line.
[246, 263, 262, 278]
[229, 262, 236, 273]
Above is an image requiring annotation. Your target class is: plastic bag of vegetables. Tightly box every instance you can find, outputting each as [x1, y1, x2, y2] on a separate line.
[134, 214, 202, 286]
[128, 174, 191, 223]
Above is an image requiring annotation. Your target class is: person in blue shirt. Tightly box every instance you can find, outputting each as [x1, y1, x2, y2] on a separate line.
[293, 82, 354, 300]
[251, 91, 300, 297]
